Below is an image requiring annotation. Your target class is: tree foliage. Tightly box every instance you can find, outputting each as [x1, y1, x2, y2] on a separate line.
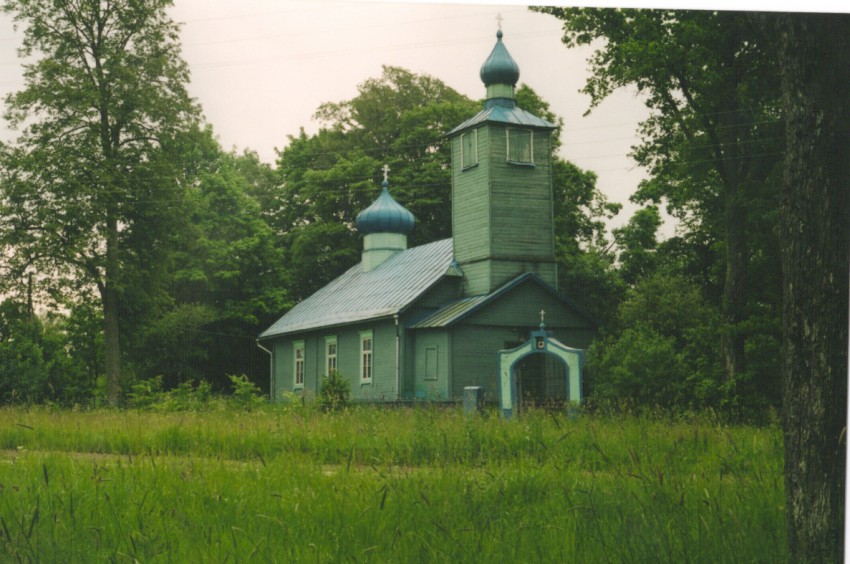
[536, 7, 785, 413]
[0, 0, 199, 404]
[588, 272, 721, 411]
[0, 299, 94, 404]
[536, 7, 783, 396]
[131, 127, 290, 390]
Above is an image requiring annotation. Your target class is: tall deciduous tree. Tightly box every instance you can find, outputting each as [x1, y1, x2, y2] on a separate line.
[536, 8, 783, 392]
[773, 13, 849, 562]
[0, 0, 199, 404]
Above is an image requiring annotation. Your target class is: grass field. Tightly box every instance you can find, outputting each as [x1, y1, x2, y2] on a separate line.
[0, 403, 784, 562]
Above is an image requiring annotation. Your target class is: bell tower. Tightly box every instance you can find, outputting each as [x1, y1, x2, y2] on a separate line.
[448, 29, 558, 296]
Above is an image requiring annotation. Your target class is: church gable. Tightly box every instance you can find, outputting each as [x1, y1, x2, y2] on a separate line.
[412, 273, 593, 335]
[461, 276, 594, 335]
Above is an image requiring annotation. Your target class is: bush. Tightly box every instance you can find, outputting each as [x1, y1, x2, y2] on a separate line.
[127, 376, 164, 409]
[587, 271, 725, 412]
[128, 377, 216, 411]
[227, 374, 266, 411]
[319, 370, 351, 412]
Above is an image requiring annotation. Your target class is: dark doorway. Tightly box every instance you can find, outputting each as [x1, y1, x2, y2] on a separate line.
[515, 353, 567, 408]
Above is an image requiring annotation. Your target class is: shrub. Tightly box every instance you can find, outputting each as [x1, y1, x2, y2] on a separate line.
[161, 380, 213, 411]
[127, 375, 164, 409]
[319, 370, 351, 412]
[227, 374, 265, 411]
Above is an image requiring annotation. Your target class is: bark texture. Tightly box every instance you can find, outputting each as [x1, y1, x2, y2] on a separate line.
[776, 13, 849, 563]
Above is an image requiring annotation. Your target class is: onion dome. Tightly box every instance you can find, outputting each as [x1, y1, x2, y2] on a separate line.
[356, 179, 415, 235]
[479, 30, 520, 87]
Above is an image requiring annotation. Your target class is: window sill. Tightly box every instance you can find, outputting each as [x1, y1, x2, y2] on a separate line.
[507, 161, 535, 168]
[461, 163, 479, 172]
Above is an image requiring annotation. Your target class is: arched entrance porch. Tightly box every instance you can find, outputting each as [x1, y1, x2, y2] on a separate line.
[498, 319, 583, 419]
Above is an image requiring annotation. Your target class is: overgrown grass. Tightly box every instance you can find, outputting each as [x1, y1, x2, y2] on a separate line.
[0, 404, 784, 562]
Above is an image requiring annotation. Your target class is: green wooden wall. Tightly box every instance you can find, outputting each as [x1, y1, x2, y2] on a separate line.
[452, 127, 491, 270]
[267, 279, 594, 404]
[446, 279, 595, 399]
[451, 124, 557, 296]
[268, 318, 402, 402]
[412, 329, 450, 400]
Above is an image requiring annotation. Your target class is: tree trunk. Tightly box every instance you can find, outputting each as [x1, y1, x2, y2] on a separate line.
[721, 153, 748, 392]
[718, 24, 749, 392]
[776, 13, 849, 563]
[103, 215, 122, 406]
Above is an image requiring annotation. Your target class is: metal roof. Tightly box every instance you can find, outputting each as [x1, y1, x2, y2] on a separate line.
[447, 105, 557, 137]
[409, 294, 490, 328]
[259, 239, 456, 339]
[410, 272, 596, 329]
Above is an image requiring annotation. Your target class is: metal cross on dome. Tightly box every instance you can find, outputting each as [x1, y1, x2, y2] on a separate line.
[540, 309, 546, 324]
[382, 164, 390, 182]
[496, 13, 503, 30]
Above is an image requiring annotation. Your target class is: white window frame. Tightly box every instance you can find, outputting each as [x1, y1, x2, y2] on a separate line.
[324, 336, 338, 377]
[359, 330, 373, 384]
[293, 340, 305, 389]
[460, 129, 478, 169]
[506, 128, 534, 165]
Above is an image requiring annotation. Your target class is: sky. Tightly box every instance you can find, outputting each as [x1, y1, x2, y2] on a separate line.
[170, 0, 654, 230]
[3, 1, 843, 234]
[0, 0, 658, 233]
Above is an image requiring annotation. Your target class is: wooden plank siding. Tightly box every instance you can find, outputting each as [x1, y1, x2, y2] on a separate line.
[450, 325, 517, 401]
[412, 329, 451, 400]
[452, 126, 491, 265]
[269, 318, 402, 402]
[452, 122, 557, 296]
[447, 278, 595, 400]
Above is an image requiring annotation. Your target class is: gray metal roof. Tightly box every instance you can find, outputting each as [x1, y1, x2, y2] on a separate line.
[447, 105, 557, 137]
[409, 294, 490, 328]
[259, 239, 456, 339]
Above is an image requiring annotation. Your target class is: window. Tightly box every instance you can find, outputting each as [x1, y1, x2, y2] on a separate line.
[507, 128, 533, 164]
[425, 347, 439, 381]
[293, 341, 305, 389]
[360, 331, 373, 384]
[325, 336, 337, 377]
[461, 129, 478, 169]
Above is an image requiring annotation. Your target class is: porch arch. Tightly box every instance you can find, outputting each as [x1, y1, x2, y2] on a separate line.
[498, 327, 583, 419]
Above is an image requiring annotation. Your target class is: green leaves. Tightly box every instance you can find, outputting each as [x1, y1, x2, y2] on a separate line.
[1, 0, 201, 401]
[274, 67, 478, 299]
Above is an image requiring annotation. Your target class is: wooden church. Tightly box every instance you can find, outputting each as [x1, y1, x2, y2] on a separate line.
[258, 29, 595, 405]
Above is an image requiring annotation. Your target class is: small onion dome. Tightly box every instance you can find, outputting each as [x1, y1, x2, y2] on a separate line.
[356, 180, 415, 235]
[479, 30, 520, 87]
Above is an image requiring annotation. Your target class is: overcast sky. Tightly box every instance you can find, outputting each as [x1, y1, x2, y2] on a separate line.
[2, 1, 844, 234]
[172, 1, 655, 230]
